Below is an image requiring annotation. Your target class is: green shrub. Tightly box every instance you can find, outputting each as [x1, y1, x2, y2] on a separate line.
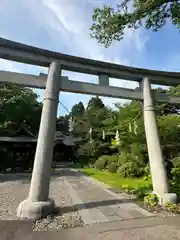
[90, 157, 97, 165]
[117, 152, 132, 165]
[118, 162, 133, 177]
[94, 155, 118, 170]
[108, 163, 117, 173]
[98, 155, 109, 163]
[117, 161, 144, 178]
[120, 184, 152, 198]
[135, 185, 152, 199]
[121, 185, 135, 194]
[74, 163, 82, 168]
[169, 180, 180, 197]
[95, 158, 107, 170]
[143, 165, 152, 181]
[96, 155, 118, 167]
[144, 193, 159, 208]
[163, 202, 180, 213]
[171, 157, 180, 180]
[169, 157, 180, 196]
[117, 152, 145, 178]
[107, 155, 118, 165]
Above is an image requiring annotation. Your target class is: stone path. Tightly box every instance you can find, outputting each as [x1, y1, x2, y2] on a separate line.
[63, 169, 153, 225]
[1, 168, 180, 239]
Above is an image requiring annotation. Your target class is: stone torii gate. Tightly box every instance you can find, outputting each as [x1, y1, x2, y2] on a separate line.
[0, 38, 179, 220]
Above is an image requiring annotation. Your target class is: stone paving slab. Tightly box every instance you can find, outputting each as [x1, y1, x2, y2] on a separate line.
[81, 172, 153, 217]
[83, 216, 180, 235]
[64, 169, 153, 224]
[63, 178, 110, 225]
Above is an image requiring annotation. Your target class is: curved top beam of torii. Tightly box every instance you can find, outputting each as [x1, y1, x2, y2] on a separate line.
[0, 37, 180, 86]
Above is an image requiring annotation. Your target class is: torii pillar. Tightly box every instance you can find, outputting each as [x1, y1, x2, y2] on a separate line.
[17, 62, 61, 219]
[141, 77, 177, 205]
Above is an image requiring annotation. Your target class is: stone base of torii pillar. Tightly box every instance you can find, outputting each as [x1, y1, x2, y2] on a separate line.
[17, 62, 61, 220]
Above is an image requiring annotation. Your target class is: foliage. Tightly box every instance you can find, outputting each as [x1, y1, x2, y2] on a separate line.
[118, 161, 141, 177]
[80, 168, 152, 199]
[71, 101, 85, 118]
[80, 168, 152, 190]
[95, 158, 107, 170]
[117, 152, 145, 177]
[72, 86, 180, 182]
[89, 157, 97, 165]
[90, 0, 180, 47]
[143, 165, 152, 181]
[144, 193, 159, 207]
[108, 163, 117, 173]
[171, 157, 180, 181]
[135, 185, 152, 199]
[71, 97, 116, 161]
[77, 142, 95, 157]
[0, 84, 42, 135]
[57, 115, 69, 133]
[163, 202, 180, 213]
[105, 154, 119, 165]
[131, 142, 145, 162]
[87, 96, 105, 111]
[169, 157, 180, 196]
[98, 155, 110, 163]
[158, 115, 180, 144]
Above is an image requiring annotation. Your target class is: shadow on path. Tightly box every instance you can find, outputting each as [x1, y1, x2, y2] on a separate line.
[54, 198, 134, 215]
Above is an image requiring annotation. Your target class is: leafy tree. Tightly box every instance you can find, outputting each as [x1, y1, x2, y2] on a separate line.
[87, 96, 105, 110]
[71, 101, 85, 118]
[86, 97, 109, 130]
[72, 97, 115, 160]
[73, 116, 89, 138]
[0, 84, 42, 135]
[0, 84, 43, 172]
[154, 87, 180, 115]
[158, 115, 180, 163]
[56, 115, 69, 133]
[90, 0, 180, 47]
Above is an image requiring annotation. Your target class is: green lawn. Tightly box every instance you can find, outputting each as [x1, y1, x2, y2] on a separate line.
[79, 168, 152, 191]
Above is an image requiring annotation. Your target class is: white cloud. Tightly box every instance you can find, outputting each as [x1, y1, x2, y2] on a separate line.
[41, 0, 148, 59]
[0, 0, 149, 114]
[40, 0, 148, 109]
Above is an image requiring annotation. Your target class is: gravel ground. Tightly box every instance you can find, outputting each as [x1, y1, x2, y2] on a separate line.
[33, 177, 84, 231]
[0, 173, 84, 231]
[0, 174, 30, 220]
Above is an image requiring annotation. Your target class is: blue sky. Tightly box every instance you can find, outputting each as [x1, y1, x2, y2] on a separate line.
[0, 0, 180, 116]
